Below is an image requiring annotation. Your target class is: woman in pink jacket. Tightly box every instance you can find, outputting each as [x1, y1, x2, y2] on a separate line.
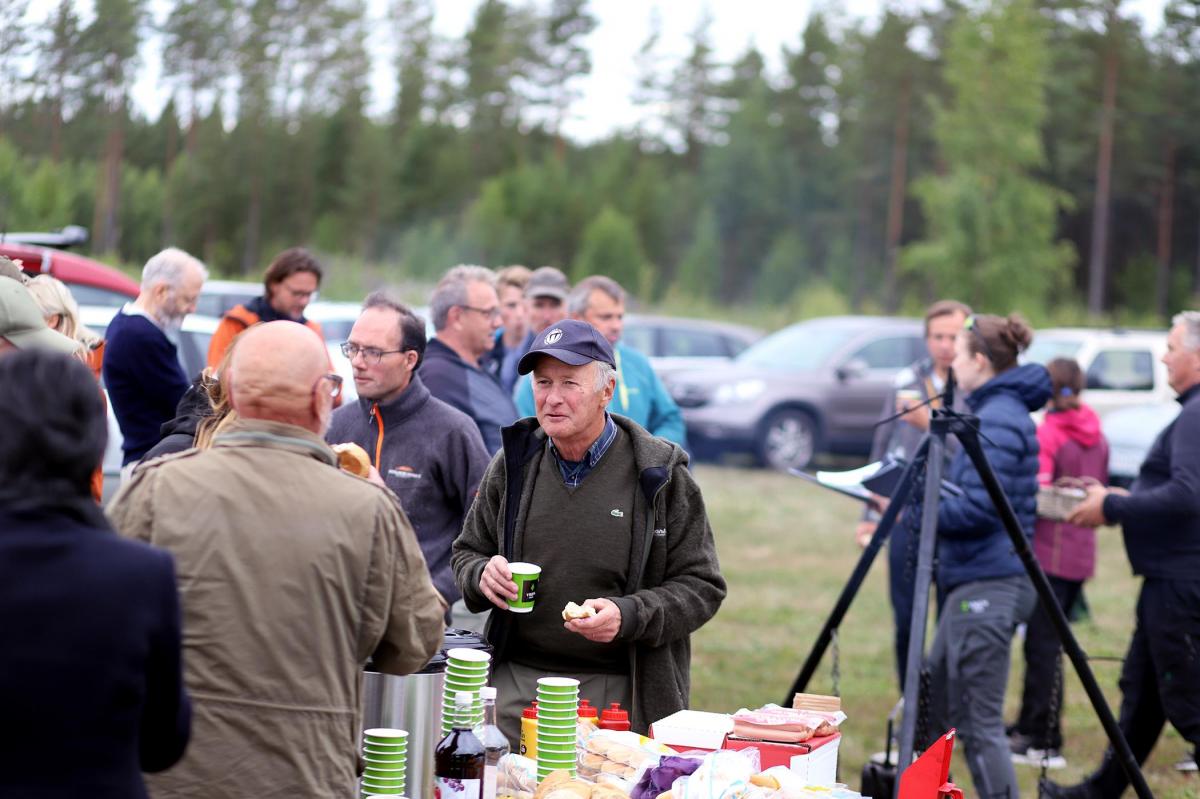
[1010, 358, 1109, 769]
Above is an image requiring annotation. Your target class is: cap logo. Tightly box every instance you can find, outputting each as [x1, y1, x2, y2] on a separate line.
[543, 328, 563, 345]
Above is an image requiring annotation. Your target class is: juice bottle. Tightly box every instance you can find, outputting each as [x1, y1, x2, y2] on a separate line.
[435, 691, 485, 798]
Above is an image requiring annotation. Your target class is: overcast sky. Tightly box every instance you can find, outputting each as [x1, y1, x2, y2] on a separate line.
[30, 0, 1171, 142]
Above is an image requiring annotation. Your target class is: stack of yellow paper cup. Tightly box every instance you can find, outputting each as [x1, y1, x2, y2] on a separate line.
[536, 677, 579, 781]
[361, 728, 407, 796]
[440, 647, 491, 735]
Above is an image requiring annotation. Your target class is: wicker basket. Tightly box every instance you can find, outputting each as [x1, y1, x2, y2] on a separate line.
[1036, 477, 1099, 521]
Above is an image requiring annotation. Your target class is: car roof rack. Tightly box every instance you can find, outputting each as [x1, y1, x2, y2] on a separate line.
[0, 225, 90, 249]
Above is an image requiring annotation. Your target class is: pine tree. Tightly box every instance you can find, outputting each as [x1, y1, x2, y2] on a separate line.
[903, 0, 1074, 311]
[35, 0, 83, 161]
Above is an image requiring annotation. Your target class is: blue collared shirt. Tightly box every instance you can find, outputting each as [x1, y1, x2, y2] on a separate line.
[549, 413, 618, 487]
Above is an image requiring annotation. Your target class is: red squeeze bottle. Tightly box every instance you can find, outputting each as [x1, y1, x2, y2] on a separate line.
[599, 702, 630, 731]
[578, 699, 599, 727]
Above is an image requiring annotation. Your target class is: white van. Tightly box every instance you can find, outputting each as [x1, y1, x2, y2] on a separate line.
[1023, 327, 1170, 417]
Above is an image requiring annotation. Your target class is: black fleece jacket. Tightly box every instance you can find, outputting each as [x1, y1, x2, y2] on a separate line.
[1104, 383, 1200, 579]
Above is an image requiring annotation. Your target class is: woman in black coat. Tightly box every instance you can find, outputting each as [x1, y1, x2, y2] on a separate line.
[0, 350, 191, 799]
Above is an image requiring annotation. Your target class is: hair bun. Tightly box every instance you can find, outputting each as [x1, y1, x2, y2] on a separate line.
[1004, 313, 1034, 353]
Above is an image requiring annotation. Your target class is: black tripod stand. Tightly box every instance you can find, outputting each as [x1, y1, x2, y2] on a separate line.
[786, 405, 1153, 799]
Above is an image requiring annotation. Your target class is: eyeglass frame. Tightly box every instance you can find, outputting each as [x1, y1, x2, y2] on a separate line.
[963, 315, 997, 366]
[313, 372, 343, 398]
[457, 304, 502, 320]
[340, 341, 411, 365]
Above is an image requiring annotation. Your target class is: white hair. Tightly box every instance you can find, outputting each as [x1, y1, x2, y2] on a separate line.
[141, 247, 207, 291]
[1173, 311, 1200, 353]
[594, 360, 617, 391]
[430, 265, 496, 331]
[568, 275, 625, 316]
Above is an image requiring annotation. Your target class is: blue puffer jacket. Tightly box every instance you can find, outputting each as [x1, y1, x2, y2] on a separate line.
[935, 363, 1052, 591]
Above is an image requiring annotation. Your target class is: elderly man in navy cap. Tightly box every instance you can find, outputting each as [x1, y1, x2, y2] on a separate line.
[452, 319, 727, 745]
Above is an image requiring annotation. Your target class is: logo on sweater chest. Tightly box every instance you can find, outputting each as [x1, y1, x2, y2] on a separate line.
[388, 465, 424, 480]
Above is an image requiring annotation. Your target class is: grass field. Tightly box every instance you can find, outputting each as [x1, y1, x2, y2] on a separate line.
[687, 463, 1198, 798]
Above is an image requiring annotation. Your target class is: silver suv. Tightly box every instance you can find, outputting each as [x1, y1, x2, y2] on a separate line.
[670, 316, 924, 471]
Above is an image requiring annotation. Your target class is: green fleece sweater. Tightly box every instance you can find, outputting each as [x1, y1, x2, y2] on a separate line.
[451, 414, 726, 733]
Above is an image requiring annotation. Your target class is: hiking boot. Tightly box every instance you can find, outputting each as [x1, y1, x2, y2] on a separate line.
[1038, 778, 1098, 799]
[1009, 731, 1034, 755]
[1175, 749, 1198, 772]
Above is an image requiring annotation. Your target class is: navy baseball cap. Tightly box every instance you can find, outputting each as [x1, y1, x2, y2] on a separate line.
[517, 319, 616, 375]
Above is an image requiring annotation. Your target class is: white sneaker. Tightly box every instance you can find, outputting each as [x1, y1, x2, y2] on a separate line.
[1175, 751, 1198, 772]
[1012, 747, 1067, 769]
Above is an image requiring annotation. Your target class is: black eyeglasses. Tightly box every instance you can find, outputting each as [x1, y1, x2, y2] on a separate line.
[313, 373, 343, 398]
[458, 304, 502, 320]
[964, 315, 996, 365]
[341, 342, 406, 365]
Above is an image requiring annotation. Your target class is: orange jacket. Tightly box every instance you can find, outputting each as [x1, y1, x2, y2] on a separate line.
[206, 303, 341, 407]
[207, 304, 326, 370]
[88, 341, 107, 503]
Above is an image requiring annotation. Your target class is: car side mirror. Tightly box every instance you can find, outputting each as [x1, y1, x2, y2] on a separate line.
[837, 358, 868, 382]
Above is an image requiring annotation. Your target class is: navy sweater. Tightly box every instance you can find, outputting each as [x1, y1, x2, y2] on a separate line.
[935, 364, 1052, 591]
[1103, 383, 1200, 579]
[419, 338, 518, 455]
[103, 310, 189, 464]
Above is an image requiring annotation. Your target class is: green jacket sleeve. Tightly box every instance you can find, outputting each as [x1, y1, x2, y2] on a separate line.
[611, 463, 726, 647]
[452, 451, 507, 613]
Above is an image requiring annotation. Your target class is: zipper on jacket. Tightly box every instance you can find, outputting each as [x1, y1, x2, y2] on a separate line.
[371, 403, 385, 469]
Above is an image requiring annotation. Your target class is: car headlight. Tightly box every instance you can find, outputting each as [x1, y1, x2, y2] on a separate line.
[713, 379, 766, 404]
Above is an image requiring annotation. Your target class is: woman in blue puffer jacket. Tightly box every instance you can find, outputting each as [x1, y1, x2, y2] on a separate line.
[925, 313, 1051, 799]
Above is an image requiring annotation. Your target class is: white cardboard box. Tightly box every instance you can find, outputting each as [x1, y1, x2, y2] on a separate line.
[789, 734, 840, 786]
[649, 710, 733, 750]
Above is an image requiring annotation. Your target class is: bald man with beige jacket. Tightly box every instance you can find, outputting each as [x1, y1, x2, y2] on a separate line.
[108, 321, 445, 798]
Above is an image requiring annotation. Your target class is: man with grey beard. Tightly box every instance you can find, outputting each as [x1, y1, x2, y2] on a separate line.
[103, 247, 207, 471]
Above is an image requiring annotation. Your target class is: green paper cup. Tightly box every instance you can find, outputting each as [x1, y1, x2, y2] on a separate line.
[536, 730, 577, 741]
[537, 758, 578, 770]
[536, 709, 577, 719]
[363, 776, 405, 788]
[536, 727, 577, 739]
[364, 749, 406, 761]
[535, 677, 578, 693]
[364, 728, 408, 741]
[446, 647, 491, 664]
[506, 562, 541, 613]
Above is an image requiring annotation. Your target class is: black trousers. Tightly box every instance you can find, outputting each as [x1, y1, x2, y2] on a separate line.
[1086, 578, 1200, 798]
[1015, 575, 1082, 749]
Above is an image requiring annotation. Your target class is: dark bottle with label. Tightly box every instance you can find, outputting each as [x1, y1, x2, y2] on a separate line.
[435, 691, 486, 799]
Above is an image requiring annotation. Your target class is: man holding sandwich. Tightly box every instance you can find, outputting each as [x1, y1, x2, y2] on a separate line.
[452, 319, 726, 745]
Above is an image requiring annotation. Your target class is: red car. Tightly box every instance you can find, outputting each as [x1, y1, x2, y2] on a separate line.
[0, 239, 139, 306]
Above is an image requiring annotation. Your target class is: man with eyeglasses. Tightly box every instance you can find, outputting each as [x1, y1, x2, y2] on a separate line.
[109, 320, 445, 797]
[206, 247, 326, 370]
[420, 265, 519, 455]
[328, 290, 489, 615]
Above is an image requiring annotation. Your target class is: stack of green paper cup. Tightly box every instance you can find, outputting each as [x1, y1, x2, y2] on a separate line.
[440, 647, 491, 735]
[536, 677, 580, 781]
[361, 728, 407, 796]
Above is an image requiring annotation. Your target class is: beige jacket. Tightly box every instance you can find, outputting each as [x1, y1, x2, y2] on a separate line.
[107, 418, 446, 798]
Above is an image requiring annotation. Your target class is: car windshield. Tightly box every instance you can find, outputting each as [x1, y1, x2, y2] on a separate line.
[1024, 337, 1083, 364]
[737, 323, 858, 370]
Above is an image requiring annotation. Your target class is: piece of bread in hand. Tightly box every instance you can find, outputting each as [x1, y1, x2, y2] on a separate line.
[331, 442, 371, 478]
[561, 601, 597, 621]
